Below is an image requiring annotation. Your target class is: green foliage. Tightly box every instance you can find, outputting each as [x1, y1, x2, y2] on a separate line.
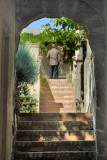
[20, 33, 47, 56]
[89, 124, 93, 130]
[50, 17, 84, 30]
[20, 17, 87, 63]
[16, 44, 39, 113]
[16, 43, 39, 84]
[41, 17, 86, 63]
[18, 82, 38, 113]
[40, 73, 48, 93]
[66, 73, 72, 83]
[66, 73, 75, 91]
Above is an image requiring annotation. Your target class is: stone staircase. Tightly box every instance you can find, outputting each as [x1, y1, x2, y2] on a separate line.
[14, 113, 96, 160]
[40, 79, 74, 113]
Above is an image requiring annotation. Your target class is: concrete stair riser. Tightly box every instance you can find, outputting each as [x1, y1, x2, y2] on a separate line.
[15, 151, 96, 160]
[18, 121, 93, 130]
[40, 97, 74, 101]
[18, 113, 93, 122]
[16, 130, 94, 141]
[14, 113, 96, 160]
[15, 140, 95, 151]
[40, 93, 74, 97]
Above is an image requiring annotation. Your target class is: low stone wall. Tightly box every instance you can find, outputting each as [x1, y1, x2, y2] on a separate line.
[84, 41, 96, 113]
[26, 43, 41, 112]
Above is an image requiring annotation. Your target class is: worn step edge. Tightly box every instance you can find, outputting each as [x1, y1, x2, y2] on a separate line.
[18, 120, 93, 124]
[14, 151, 96, 154]
[17, 130, 94, 132]
[15, 146, 96, 152]
[14, 151, 96, 157]
[18, 113, 93, 121]
[18, 121, 93, 129]
[16, 130, 94, 141]
[15, 140, 95, 143]
[15, 140, 96, 149]
[18, 113, 93, 116]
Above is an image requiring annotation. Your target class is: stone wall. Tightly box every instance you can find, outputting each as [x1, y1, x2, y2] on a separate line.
[0, 0, 107, 160]
[26, 43, 41, 112]
[0, 0, 15, 160]
[84, 41, 96, 113]
[15, 1, 107, 159]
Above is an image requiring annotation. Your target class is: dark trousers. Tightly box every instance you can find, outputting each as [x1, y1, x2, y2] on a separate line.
[50, 65, 58, 79]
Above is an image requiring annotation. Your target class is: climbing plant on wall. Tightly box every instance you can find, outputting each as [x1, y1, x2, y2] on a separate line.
[20, 17, 87, 63]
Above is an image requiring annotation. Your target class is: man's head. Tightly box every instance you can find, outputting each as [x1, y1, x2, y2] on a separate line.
[52, 44, 56, 48]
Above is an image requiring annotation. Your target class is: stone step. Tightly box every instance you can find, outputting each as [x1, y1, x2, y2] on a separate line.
[16, 130, 94, 141]
[39, 111, 73, 113]
[40, 97, 74, 100]
[40, 102, 74, 109]
[40, 102, 73, 105]
[49, 79, 71, 82]
[59, 110, 74, 113]
[14, 151, 96, 160]
[40, 98, 74, 102]
[18, 113, 93, 122]
[42, 91, 73, 94]
[49, 81, 72, 84]
[39, 110, 74, 113]
[45, 86, 72, 89]
[15, 140, 95, 152]
[48, 80, 72, 84]
[18, 121, 93, 130]
[43, 85, 72, 88]
[40, 93, 74, 97]
[42, 88, 73, 91]
[40, 108, 60, 113]
[39, 104, 64, 108]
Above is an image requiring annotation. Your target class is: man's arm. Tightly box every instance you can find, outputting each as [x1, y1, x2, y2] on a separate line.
[47, 51, 50, 59]
[58, 51, 60, 65]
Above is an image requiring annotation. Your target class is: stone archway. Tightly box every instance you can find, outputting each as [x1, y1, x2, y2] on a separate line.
[0, 0, 107, 160]
[15, 1, 106, 160]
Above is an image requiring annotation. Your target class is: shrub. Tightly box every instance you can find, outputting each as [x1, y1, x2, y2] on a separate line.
[16, 43, 39, 84]
[18, 82, 38, 113]
[15, 43, 39, 113]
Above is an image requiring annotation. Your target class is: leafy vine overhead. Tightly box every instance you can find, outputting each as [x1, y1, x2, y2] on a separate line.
[20, 17, 87, 63]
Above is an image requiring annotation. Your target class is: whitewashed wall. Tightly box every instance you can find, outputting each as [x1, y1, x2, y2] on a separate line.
[84, 41, 96, 113]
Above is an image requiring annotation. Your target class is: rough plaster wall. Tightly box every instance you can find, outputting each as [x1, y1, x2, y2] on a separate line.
[85, 57, 96, 113]
[102, 1, 107, 159]
[0, 0, 15, 160]
[84, 42, 96, 113]
[15, 0, 107, 159]
[27, 43, 40, 112]
[0, 0, 3, 158]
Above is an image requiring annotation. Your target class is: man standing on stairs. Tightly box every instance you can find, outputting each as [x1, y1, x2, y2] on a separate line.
[47, 44, 60, 79]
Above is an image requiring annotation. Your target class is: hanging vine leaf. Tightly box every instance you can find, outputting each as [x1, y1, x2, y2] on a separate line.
[20, 17, 87, 63]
